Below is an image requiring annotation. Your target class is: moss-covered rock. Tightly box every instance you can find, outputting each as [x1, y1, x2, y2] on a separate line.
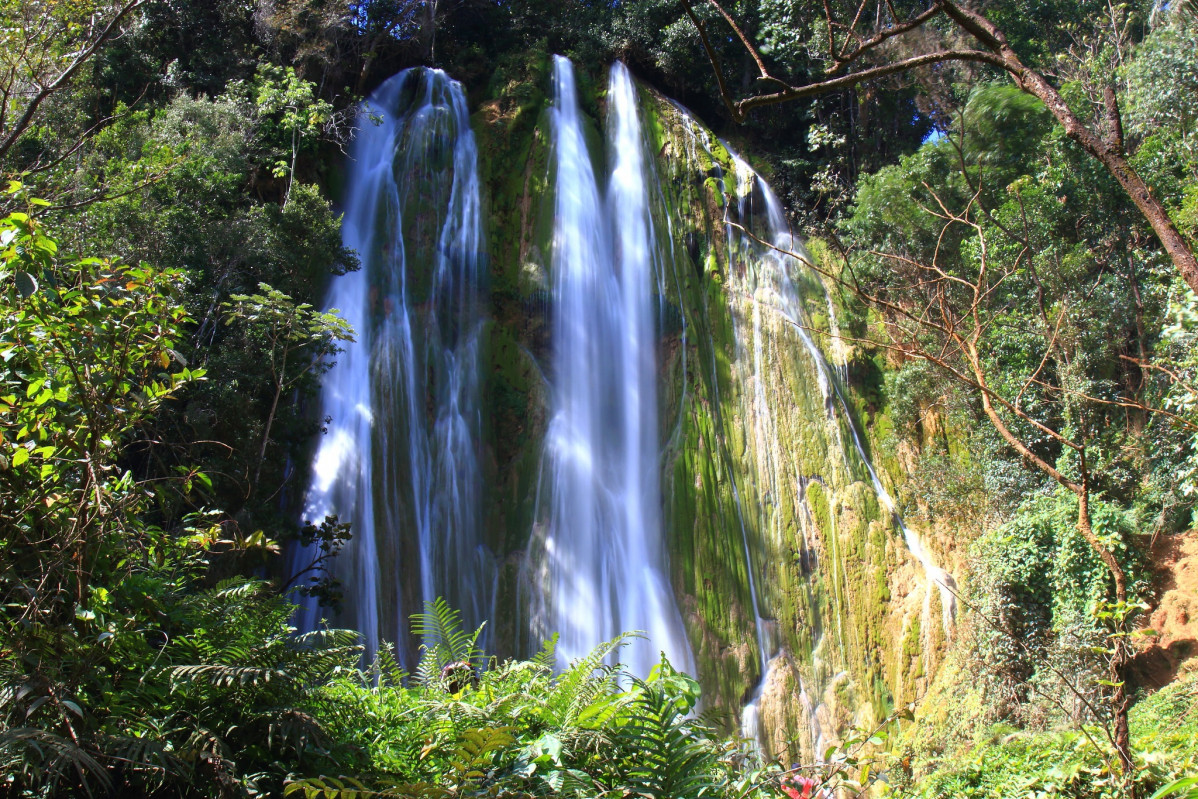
[458, 55, 957, 757]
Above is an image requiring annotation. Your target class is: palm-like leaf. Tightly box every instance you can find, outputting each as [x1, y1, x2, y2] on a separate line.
[618, 680, 721, 799]
[543, 633, 634, 729]
[0, 727, 113, 797]
[412, 598, 485, 687]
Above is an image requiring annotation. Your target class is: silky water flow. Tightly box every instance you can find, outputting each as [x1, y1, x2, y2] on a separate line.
[529, 57, 697, 678]
[295, 68, 492, 666]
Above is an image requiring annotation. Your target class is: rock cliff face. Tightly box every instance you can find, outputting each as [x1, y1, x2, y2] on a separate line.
[465, 54, 960, 759]
[311, 53, 963, 762]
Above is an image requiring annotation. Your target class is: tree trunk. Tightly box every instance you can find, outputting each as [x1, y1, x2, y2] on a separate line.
[976, 355, 1137, 786]
[1021, 72, 1198, 294]
[254, 376, 283, 494]
[1077, 484, 1136, 793]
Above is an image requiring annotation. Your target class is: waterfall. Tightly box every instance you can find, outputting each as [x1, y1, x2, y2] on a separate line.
[755, 181, 959, 631]
[297, 68, 492, 664]
[533, 57, 695, 677]
[666, 107, 956, 747]
[294, 62, 950, 752]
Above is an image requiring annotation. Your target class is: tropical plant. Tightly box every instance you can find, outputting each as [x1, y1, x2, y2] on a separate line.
[286, 603, 747, 799]
[0, 195, 366, 798]
[222, 282, 353, 493]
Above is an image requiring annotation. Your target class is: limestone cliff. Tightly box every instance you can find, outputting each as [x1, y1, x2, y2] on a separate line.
[468, 54, 961, 760]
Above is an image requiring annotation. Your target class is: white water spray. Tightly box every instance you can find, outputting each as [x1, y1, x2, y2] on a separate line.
[533, 58, 695, 677]
[296, 69, 492, 664]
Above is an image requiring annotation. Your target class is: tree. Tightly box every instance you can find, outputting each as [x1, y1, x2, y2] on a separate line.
[748, 85, 1183, 784]
[233, 64, 340, 208]
[0, 191, 198, 791]
[0, 0, 146, 167]
[260, 0, 494, 91]
[0, 186, 202, 623]
[222, 283, 353, 496]
[0, 191, 367, 796]
[681, 0, 1198, 298]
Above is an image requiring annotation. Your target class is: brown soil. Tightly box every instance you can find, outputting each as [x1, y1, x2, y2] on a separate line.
[1131, 529, 1198, 690]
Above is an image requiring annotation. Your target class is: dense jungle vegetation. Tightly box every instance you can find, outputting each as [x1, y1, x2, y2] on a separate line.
[1, 0, 1197, 797]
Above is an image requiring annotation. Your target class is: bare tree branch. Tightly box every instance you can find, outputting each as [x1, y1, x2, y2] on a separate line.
[686, 0, 1198, 297]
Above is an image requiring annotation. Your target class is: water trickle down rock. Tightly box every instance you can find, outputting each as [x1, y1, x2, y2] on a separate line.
[526, 57, 696, 678]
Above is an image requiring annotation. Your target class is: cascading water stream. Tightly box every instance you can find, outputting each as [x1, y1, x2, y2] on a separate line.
[533, 57, 695, 678]
[667, 113, 783, 747]
[721, 153, 778, 750]
[754, 183, 958, 631]
[665, 118, 778, 747]
[670, 105, 956, 745]
[297, 68, 492, 664]
[296, 63, 950, 756]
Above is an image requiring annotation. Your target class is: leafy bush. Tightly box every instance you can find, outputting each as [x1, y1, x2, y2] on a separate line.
[291, 603, 746, 799]
[967, 493, 1142, 726]
[911, 674, 1198, 799]
[0, 203, 360, 797]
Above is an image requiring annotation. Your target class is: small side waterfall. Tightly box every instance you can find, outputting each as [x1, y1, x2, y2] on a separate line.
[756, 180, 959, 632]
[298, 68, 491, 664]
[663, 101, 955, 749]
[532, 57, 695, 677]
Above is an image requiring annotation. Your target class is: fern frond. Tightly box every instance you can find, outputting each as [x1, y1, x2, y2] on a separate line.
[618, 679, 721, 799]
[412, 598, 485, 687]
[213, 577, 272, 599]
[0, 727, 113, 797]
[264, 707, 327, 756]
[373, 643, 408, 688]
[168, 663, 290, 689]
[294, 627, 362, 650]
[96, 731, 191, 788]
[180, 724, 231, 761]
[286, 776, 450, 799]
[544, 632, 637, 729]
[542, 766, 598, 797]
[532, 633, 559, 670]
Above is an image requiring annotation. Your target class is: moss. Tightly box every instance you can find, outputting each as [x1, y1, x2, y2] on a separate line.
[808, 482, 830, 537]
[903, 616, 923, 680]
[908, 673, 1198, 797]
[466, 70, 943, 750]
[875, 564, 892, 604]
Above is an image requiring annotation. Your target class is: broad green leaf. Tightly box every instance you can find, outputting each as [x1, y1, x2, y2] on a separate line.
[15, 270, 38, 298]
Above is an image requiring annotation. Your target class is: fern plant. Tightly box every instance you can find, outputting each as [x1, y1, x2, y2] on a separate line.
[605, 658, 723, 799]
[412, 598, 486, 690]
[286, 604, 747, 799]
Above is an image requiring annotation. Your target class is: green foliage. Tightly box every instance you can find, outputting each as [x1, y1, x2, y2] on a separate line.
[1156, 283, 1198, 506]
[48, 88, 358, 532]
[1124, 23, 1198, 147]
[968, 493, 1141, 724]
[0, 192, 200, 623]
[910, 675, 1198, 798]
[610, 658, 712, 798]
[1, 4, 1196, 799]
[286, 616, 751, 799]
[412, 598, 486, 687]
[222, 63, 342, 204]
[287, 514, 355, 610]
[0, 201, 365, 798]
[222, 282, 353, 491]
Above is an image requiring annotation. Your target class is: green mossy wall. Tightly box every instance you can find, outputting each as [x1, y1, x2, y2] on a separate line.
[464, 56, 957, 760]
